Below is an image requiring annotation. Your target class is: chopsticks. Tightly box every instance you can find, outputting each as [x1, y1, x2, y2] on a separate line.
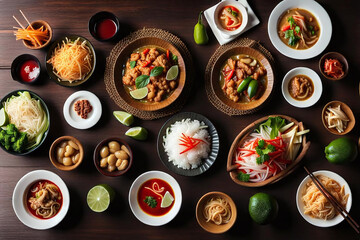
[303, 166, 359, 234]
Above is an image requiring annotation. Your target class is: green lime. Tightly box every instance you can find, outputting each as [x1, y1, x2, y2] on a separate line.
[0, 108, 9, 127]
[249, 192, 278, 225]
[325, 137, 358, 164]
[130, 87, 148, 100]
[166, 65, 179, 81]
[161, 191, 174, 208]
[113, 111, 134, 126]
[87, 184, 115, 212]
[125, 126, 148, 141]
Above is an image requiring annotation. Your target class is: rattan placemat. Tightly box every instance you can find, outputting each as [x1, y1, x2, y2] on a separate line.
[104, 28, 193, 120]
[205, 38, 275, 116]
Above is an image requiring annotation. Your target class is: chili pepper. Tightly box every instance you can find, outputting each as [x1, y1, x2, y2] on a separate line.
[142, 60, 151, 67]
[149, 66, 155, 70]
[281, 23, 291, 32]
[142, 48, 150, 55]
[178, 133, 206, 154]
[226, 69, 234, 81]
[166, 49, 170, 60]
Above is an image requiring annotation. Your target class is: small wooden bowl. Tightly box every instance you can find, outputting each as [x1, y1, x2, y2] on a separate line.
[93, 137, 133, 177]
[49, 136, 84, 171]
[196, 191, 237, 234]
[321, 101, 355, 135]
[319, 52, 348, 81]
[23, 20, 52, 50]
[210, 47, 274, 113]
[227, 115, 311, 187]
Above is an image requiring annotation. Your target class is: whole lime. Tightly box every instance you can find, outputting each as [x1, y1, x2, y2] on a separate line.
[249, 192, 278, 225]
[325, 137, 358, 164]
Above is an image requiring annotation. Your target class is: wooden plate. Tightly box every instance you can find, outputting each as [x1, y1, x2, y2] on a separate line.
[210, 47, 274, 112]
[113, 37, 186, 112]
[226, 115, 311, 187]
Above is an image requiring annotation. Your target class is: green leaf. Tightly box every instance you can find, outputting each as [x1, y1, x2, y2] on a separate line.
[288, 35, 299, 46]
[227, 7, 232, 13]
[294, 26, 300, 34]
[144, 196, 157, 208]
[150, 66, 164, 77]
[258, 139, 265, 148]
[172, 55, 178, 64]
[256, 154, 270, 165]
[130, 61, 136, 69]
[258, 117, 286, 139]
[237, 172, 250, 182]
[284, 30, 294, 39]
[287, 17, 295, 28]
[135, 75, 150, 89]
[232, 11, 238, 17]
[267, 144, 276, 152]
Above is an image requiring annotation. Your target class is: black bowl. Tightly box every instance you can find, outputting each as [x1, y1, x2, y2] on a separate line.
[0, 90, 50, 155]
[45, 35, 96, 87]
[11, 54, 41, 85]
[88, 11, 120, 42]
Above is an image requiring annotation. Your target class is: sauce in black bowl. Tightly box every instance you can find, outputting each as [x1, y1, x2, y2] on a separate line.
[89, 11, 120, 41]
[11, 54, 41, 84]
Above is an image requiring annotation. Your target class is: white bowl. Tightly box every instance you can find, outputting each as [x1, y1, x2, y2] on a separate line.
[282, 67, 322, 108]
[12, 170, 70, 230]
[128, 170, 182, 226]
[268, 0, 332, 59]
[214, 0, 248, 37]
[296, 170, 352, 228]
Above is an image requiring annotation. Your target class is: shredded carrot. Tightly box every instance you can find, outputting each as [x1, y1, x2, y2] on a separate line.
[14, 26, 49, 47]
[324, 58, 344, 79]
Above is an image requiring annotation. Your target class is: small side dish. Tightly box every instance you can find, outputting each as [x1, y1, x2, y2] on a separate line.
[74, 99, 92, 119]
[319, 52, 349, 81]
[88, 11, 120, 41]
[11, 54, 41, 84]
[288, 75, 314, 101]
[218, 5, 243, 31]
[321, 101, 355, 135]
[98, 140, 130, 173]
[323, 59, 344, 79]
[203, 197, 231, 225]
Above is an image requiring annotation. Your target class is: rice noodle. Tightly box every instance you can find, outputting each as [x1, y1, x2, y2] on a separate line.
[203, 197, 232, 225]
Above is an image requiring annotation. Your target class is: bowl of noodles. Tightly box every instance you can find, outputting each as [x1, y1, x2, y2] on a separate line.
[12, 170, 70, 230]
[296, 170, 352, 227]
[45, 35, 96, 87]
[0, 90, 50, 155]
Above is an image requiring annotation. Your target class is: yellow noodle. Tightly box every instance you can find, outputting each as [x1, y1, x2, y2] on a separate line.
[203, 197, 232, 225]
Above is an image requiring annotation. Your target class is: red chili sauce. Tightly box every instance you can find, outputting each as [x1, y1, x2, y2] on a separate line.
[95, 19, 117, 40]
[26, 180, 63, 219]
[19, 60, 40, 82]
[137, 178, 175, 216]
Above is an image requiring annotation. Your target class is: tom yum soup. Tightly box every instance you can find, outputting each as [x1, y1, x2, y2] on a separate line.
[26, 180, 63, 219]
[218, 6, 242, 31]
[278, 8, 320, 49]
[137, 178, 175, 216]
[288, 75, 314, 101]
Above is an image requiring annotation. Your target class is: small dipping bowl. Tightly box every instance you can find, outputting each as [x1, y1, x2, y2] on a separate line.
[49, 136, 84, 171]
[321, 101, 355, 135]
[22, 20, 52, 50]
[11, 54, 41, 84]
[319, 52, 349, 81]
[88, 11, 120, 41]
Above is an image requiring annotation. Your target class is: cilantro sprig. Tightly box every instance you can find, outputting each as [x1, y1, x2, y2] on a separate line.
[255, 140, 276, 165]
[144, 196, 157, 208]
[237, 172, 250, 182]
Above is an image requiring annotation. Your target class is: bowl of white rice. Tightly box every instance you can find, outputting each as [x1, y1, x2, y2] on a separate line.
[157, 112, 219, 176]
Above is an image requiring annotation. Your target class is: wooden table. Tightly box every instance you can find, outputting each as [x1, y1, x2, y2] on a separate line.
[0, 0, 359, 239]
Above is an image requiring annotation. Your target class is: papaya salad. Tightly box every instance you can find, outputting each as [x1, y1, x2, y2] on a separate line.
[234, 116, 309, 183]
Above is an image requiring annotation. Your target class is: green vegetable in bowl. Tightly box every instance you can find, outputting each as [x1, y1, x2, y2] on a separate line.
[0, 124, 28, 152]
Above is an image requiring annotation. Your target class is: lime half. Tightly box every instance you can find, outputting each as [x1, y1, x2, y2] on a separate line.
[166, 65, 179, 81]
[0, 108, 9, 127]
[130, 87, 148, 100]
[113, 111, 134, 126]
[87, 184, 115, 212]
[125, 126, 148, 141]
[161, 191, 174, 208]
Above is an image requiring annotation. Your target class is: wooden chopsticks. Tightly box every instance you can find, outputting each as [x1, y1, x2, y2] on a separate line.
[303, 166, 359, 234]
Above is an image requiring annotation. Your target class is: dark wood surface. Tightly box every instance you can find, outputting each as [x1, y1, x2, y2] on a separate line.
[0, 0, 359, 239]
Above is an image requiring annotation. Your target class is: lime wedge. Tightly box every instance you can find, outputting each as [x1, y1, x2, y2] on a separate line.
[166, 65, 179, 81]
[125, 126, 148, 141]
[87, 184, 115, 212]
[0, 108, 9, 127]
[113, 111, 134, 126]
[161, 191, 174, 208]
[130, 87, 148, 100]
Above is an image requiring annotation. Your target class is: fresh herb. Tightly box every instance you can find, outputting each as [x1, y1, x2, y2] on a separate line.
[0, 124, 27, 152]
[284, 30, 299, 46]
[256, 154, 270, 165]
[232, 11, 238, 17]
[144, 196, 157, 208]
[258, 139, 265, 148]
[172, 55, 178, 64]
[237, 172, 250, 182]
[294, 26, 300, 34]
[130, 61, 136, 69]
[150, 66, 164, 77]
[287, 16, 295, 28]
[227, 7, 232, 13]
[135, 75, 150, 89]
[311, 30, 315, 36]
[255, 141, 276, 165]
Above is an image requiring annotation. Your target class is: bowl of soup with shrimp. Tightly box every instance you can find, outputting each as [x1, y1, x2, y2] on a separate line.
[214, 0, 248, 36]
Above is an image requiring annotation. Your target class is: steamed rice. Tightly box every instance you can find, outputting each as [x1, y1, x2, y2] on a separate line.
[163, 118, 210, 169]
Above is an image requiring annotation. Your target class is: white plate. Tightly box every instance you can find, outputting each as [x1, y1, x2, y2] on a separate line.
[282, 67, 322, 108]
[63, 90, 102, 129]
[296, 170, 352, 227]
[12, 170, 70, 230]
[268, 0, 332, 59]
[128, 171, 182, 226]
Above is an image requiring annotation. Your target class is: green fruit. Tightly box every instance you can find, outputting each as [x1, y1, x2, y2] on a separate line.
[130, 87, 148, 100]
[237, 77, 252, 93]
[166, 65, 179, 81]
[0, 108, 9, 127]
[125, 126, 148, 141]
[325, 137, 358, 164]
[249, 192, 278, 225]
[113, 111, 134, 126]
[87, 184, 115, 212]
[194, 11, 209, 45]
[247, 79, 258, 99]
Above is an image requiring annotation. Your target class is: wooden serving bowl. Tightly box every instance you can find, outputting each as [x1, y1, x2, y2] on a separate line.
[319, 52, 348, 81]
[49, 136, 84, 171]
[196, 191, 237, 234]
[210, 47, 274, 112]
[321, 101, 355, 135]
[23, 20, 52, 50]
[113, 37, 186, 111]
[227, 115, 311, 187]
